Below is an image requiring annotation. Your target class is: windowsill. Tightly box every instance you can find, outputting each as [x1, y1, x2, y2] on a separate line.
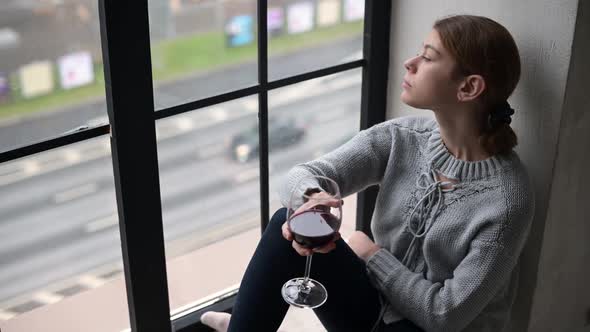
[1, 197, 356, 332]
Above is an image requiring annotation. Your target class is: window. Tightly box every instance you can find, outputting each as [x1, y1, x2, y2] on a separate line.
[0, 1, 390, 331]
[0, 0, 108, 153]
[156, 98, 263, 313]
[0, 138, 127, 330]
[268, 71, 363, 235]
[268, 0, 364, 80]
[149, 0, 258, 110]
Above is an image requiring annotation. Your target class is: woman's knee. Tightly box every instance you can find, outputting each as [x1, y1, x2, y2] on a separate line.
[269, 207, 288, 228]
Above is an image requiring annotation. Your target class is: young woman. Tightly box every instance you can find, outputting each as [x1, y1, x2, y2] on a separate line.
[201, 14, 535, 332]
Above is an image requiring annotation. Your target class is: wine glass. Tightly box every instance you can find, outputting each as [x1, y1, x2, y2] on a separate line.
[281, 175, 342, 309]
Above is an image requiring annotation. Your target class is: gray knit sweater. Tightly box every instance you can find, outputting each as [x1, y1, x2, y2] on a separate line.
[279, 115, 535, 332]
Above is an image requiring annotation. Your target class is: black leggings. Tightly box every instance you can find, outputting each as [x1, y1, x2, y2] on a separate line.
[228, 208, 423, 332]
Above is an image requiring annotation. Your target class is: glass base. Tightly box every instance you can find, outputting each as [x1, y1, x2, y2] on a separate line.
[281, 277, 327, 309]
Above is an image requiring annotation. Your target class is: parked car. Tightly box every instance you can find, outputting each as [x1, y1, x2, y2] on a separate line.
[228, 117, 306, 163]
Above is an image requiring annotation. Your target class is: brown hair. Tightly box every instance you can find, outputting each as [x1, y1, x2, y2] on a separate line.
[434, 15, 520, 155]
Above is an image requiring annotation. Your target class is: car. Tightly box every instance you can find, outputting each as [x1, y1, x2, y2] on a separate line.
[229, 117, 306, 163]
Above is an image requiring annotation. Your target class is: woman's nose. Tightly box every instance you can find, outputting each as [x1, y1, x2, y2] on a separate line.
[404, 56, 418, 73]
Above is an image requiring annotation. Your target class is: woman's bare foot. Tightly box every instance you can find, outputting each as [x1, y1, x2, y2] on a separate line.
[200, 311, 231, 332]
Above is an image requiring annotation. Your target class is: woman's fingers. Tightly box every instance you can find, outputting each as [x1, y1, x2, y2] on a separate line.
[281, 222, 293, 241]
[292, 241, 312, 256]
[313, 233, 340, 254]
[313, 242, 336, 254]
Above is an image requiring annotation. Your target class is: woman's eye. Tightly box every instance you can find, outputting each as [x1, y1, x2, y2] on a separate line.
[415, 53, 431, 61]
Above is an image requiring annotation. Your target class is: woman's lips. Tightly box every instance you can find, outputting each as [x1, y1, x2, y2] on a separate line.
[402, 80, 412, 88]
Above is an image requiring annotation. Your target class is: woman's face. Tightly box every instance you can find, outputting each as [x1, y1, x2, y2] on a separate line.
[401, 29, 462, 110]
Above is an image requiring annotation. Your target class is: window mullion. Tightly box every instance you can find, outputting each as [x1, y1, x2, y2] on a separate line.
[99, 1, 172, 331]
[258, 0, 270, 232]
[357, 0, 391, 238]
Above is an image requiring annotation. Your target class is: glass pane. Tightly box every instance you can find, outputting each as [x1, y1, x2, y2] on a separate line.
[269, 69, 362, 237]
[268, 0, 364, 81]
[150, 0, 258, 110]
[156, 97, 262, 313]
[0, 136, 127, 331]
[0, 2, 108, 153]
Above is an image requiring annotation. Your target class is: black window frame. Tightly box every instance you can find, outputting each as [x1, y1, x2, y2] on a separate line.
[0, 0, 390, 331]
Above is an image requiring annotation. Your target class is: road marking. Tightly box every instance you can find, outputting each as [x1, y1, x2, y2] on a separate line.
[0, 309, 16, 321]
[0, 169, 25, 186]
[0, 162, 21, 177]
[85, 213, 118, 233]
[211, 107, 228, 121]
[198, 144, 224, 159]
[53, 183, 98, 204]
[32, 291, 63, 304]
[325, 74, 361, 90]
[156, 125, 178, 141]
[242, 99, 258, 112]
[23, 160, 40, 175]
[63, 148, 82, 163]
[235, 168, 259, 183]
[175, 116, 194, 131]
[78, 275, 106, 288]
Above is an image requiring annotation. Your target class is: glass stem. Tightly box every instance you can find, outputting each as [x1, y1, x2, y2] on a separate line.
[303, 254, 313, 284]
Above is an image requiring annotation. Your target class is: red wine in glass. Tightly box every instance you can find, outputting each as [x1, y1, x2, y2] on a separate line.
[289, 209, 341, 248]
[281, 175, 342, 309]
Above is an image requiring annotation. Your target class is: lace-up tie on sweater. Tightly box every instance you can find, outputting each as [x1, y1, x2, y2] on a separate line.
[402, 169, 457, 269]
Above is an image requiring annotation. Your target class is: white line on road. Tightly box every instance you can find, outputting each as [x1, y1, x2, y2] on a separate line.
[325, 74, 361, 90]
[0, 309, 16, 321]
[78, 275, 106, 288]
[211, 107, 229, 121]
[32, 291, 63, 304]
[62, 148, 82, 163]
[0, 162, 21, 177]
[53, 183, 99, 204]
[85, 213, 118, 233]
[175, 116, 195, 131]
[242, 99, 258, 112]
[23, 160, 40, 175]
[234, 168, 259, 183]
[0, 171, 25, 187]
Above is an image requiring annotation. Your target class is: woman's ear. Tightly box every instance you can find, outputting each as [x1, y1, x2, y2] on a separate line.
[457, 75, 486, 102]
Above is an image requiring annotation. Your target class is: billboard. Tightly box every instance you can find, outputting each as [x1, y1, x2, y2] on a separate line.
[58, 51, 95, 90]
[0, 73, 10, 103]
[344, 0, 364, 22]
[225, 15, 255, 47]
[317, 0, 341, 27]
[19, 61, 54, 99]
[268, 7, 285, 37]
[287, 2, 315, 34]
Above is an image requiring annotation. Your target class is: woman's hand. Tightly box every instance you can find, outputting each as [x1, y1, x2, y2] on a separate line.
[281, 191, 343, 256]
[348, 231, 381, 262]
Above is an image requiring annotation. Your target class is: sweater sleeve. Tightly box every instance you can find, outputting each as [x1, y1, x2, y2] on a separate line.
[279, 120, 394, 208]
[366, 183, 535, 332]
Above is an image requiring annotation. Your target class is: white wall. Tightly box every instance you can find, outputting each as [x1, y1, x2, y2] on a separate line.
[386, 1, 589, 331]
[527, 1, 590, 331]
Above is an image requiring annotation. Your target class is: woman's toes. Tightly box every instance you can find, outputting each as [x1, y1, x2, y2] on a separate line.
[200, 311, 231, 332]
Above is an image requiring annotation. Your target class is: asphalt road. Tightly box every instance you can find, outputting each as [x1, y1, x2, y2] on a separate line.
[0, 69, 362, 315]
